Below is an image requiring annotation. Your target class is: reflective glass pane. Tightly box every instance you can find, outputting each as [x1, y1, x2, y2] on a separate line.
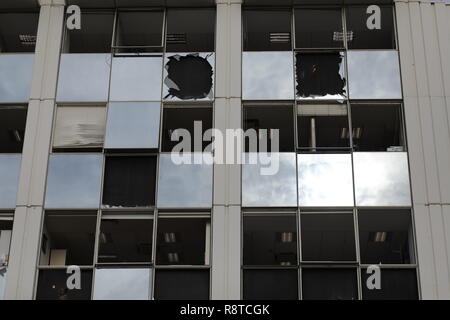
[56, 54, 110, 102]
[36, 269, 92, 300]
[0, 220, 13, 267]
[298, 154, 353, 207]
[154, 269, 209, 300]
[105, 102, 160, 149]
[157, 154, 213, 208]
[243, 269, 298, 300]
[242, 52, 294, 100]
[0, 269, 5, 300]
[109, 56, 162, 101]
[302, 268, 358, 300]
[354, 152, 411, 206]
[361, 269, 418, 300]
[347, 51, 402, 99]
[0, 54, 34, 102]
[45, 154, 102, 208]
[242, 153, 297, 207]
[0, 155, 21, 208]
[93, 268, 151, 300]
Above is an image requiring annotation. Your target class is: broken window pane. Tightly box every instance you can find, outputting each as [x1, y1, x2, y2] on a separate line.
[347, 51, 402, 99]
[161, 106, 212, 152]
[297, 103, 350, 151]
[294, 9, 343, 49]
[98, 217, 153, 263]
[0, 155, 22, 209]
[0, 105, 27, 153]
[102, 156, 157, 208]
[39, 212, 97, 266]
[57, 54, 111, 102]
[45, 154, 102, 209]
[243, 269, 298, 300]
[0, 54, 34, 102]
[166, 9, 215, 52]
[0, 13, 39, 53]
[154, 269, 209, 300]
[109, 56, 163, 101]
[242, 153, 297, 207]
[53, 105, 106, 149]
[298, 154, 354, 207]
[243, 214, 297, 266]
[157, 154, 213, 208]
[93, 268, 151, 300]
[346, 6, 395, 49]
[351, 103, 405, 151]
[302, 268, 358, 300]
[359, 209, 415, 264]
[63, 12, 114, 53]
[243, 10, 292, 51]
[163, 53, 214, 101]
[361, 269, 418, 300]
[244, 105, 295, 152]
[36, 269, 92, 300]
[301, 212, 356, 262]
[296, 52, 346, 100]
[156, 217, 210, 266]
[242, 51, 294, 100]
[104, 102, 160, 150]
[354, 152, 411, 206]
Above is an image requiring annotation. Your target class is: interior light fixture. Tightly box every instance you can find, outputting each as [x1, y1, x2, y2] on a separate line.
[168, 252, 179, 263]
[164, 232, 176, 243]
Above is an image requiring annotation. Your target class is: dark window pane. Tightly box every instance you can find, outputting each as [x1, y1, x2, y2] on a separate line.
[0, 13, 39, 53]
[154, 269, 209, 300]
[295, 9, 343, 48]
[0, 106, 27, 153]
[302, 268, 358, 300]
[362, 269, 418, 300]
[243, 10, 292, 51]
[243, 269, 298, 300]
[301, 213, 356, 262]
[98, 218, 153, 263]
[102, 156, 157, 208]
[36, 269, 92, 300]
[243, 215, 297, 266]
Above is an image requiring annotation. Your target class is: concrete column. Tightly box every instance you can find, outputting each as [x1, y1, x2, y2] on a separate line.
[211, 0, 242, 300]
[5, 0, 65, 300]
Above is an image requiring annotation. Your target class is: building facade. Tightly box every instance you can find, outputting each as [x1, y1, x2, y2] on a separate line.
[0, 0, 450, 300]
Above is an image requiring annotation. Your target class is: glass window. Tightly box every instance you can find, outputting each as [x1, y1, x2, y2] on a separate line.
[294, 9, 343, 49]
[297, 103, 350, 151]
[156, 217, 210, 265]
[93, 268, 151, 300]
[244, 105, 295, 152]
[102, 156, 157, 208]
[351, 103, 405, 152]
[45, 154, 103, 209]
[154, 269, 209, 300]
[56, 54, 111, 102]
[242, 52, 294, 100]
[162, 106, 213, 153]
[243, 269, 298, 300]
[361, 269, 418, 300]
[347, 51, 402, 100]
[358, 209, 414, 264]
[109, 56, 163, 101]
[163, 53, 214, 101]
[295, 52, 346, 100]
[98, 217, 153, 263]
[0, 218, 13, 298]
[0, 155, 22, 209]
[0, 106, 27, 153]
[39, 213, 97, 266]
[53, 105, 106, 149]
[166, 9, 215, 52]
[36, 269, 92, 300]
[346, 6, 395, 49]
[353, 152, 411, 206]
[242, 153, 297, 207]
[243, 10, 292, 51]
[0, 13, 39, 53]
[298, 154, 354, 207]
[0, 54, 34, 102]
[301, 213, 356, 262]
[104, 102, 160, 150]
[157, 154, 213, 208]
[302, 268, 358, 300]
[243, 214, 297, 266]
